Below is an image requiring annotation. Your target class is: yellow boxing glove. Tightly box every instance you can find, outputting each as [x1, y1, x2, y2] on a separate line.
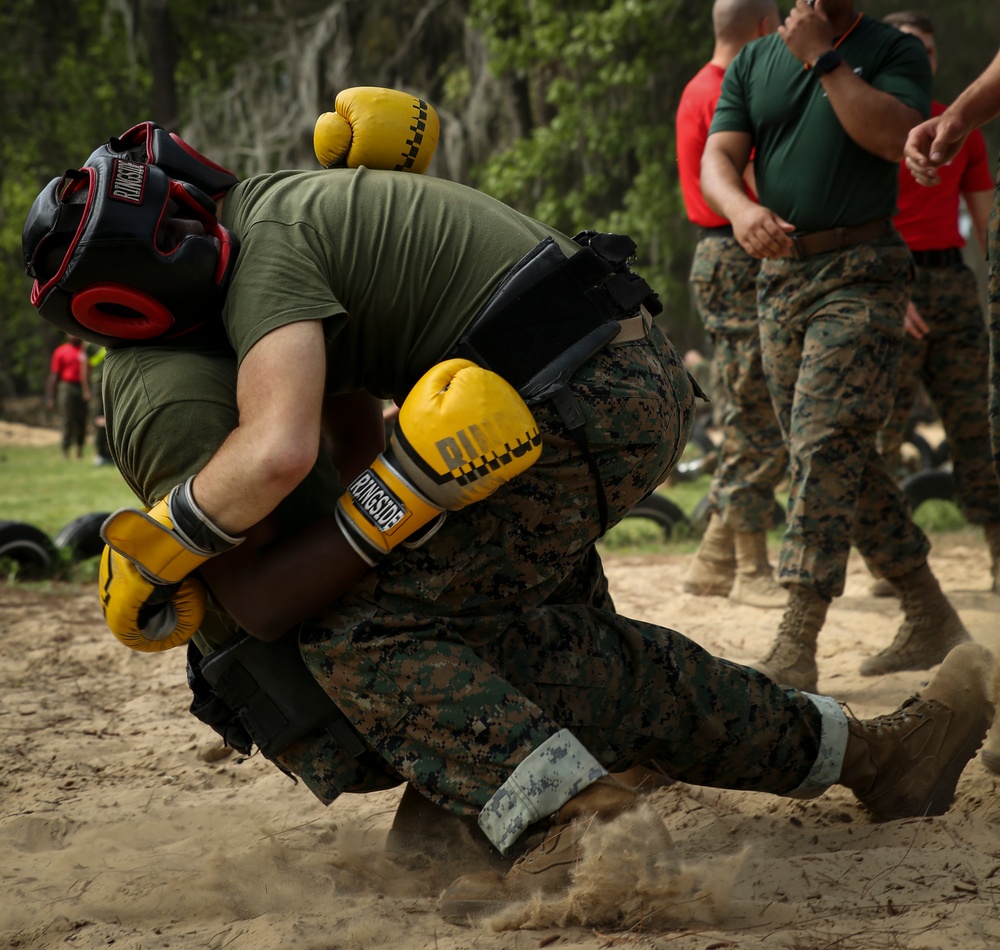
[314, 86, 440, 173]
[336, 359, 542, 565]
[99, 476, 243, 651]
[99, 545, 206, 652]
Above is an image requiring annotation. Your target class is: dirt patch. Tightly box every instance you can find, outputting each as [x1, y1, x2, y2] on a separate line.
[0, 421, 60, 447]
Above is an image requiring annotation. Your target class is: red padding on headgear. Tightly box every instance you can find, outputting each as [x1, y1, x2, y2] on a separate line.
[71, 283, 176, 339]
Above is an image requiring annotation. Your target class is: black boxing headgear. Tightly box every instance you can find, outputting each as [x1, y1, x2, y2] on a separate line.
[87, 121, 239, 201]
[23, 155, 237, 348]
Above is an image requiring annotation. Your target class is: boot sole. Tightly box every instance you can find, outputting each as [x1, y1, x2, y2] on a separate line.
[682, 580, 733, 597]
[859, 629, 972, 677]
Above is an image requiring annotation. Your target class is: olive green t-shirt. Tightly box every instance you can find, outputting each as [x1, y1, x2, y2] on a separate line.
[103, 345, 343, 647]
[220, 167, 578, 400]
[710, 16, 931, 230]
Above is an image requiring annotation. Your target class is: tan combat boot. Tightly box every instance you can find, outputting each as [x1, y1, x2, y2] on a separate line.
[859, 561, 971, 676]
[386, 783, 495, 863]
[984, 522, 1000, 594]
[729, 531, 788, 608]
[749, 586, 828, 692]
[841, 642, 995, 819]
[439, 776, 638, 922]
[682, 512, 735, 596]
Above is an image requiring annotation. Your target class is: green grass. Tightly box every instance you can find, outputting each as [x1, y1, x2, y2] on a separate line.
[0, 442, 138, 538]
[0, 440, 972, 573]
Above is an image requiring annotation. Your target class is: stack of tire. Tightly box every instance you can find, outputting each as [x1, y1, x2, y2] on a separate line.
[0, 513, 109, 579]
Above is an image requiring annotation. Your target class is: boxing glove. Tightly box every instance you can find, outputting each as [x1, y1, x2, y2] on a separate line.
[99, 544, 207, 652]
[99, 476, 243, 650]
[313, 86, 440, 173]
[336, 359, 542, 565]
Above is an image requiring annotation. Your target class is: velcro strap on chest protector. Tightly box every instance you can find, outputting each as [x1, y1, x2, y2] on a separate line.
[451, 231, 662, 405]
[200, 633, 366, 759]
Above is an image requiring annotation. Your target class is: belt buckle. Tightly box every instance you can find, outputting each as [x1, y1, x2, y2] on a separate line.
[790, 235, 805, 260]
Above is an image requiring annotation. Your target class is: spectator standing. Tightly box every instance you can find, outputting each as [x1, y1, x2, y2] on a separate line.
[46, 333, 90, 460]
[677, 0, 788, 608]
[701, 0, 970, 691]
[871, 12, 1000, 595]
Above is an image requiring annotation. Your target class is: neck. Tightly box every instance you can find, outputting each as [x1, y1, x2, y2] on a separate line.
[710, 40, 748, 71]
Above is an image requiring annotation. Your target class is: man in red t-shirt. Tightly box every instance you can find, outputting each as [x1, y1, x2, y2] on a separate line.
[46, 334, 91, 459]
[677, 0, 786, 608]
[875, 12, 1000, 595]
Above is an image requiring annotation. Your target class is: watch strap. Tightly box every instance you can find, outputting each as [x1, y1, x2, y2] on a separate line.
[813, 48, 844, 77]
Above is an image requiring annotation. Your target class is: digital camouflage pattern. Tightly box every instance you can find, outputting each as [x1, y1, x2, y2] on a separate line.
[691, 236, 788, 533]
[989, 176, 1000, 476]
[758, 233, 930, 600]
[286, 327, 827, 818]
[876, 260, 1000, 526]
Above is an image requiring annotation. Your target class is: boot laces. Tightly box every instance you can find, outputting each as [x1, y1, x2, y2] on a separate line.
[849, 698, 933, 738]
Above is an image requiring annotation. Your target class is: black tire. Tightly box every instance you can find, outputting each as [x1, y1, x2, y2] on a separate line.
[901, 468, 956, 510]
[930, 439, 951, 469]
[0, 520, 54, 578]
[624, 492, 689, 541]
[903, 431, 935, 471]
[54, 512, 111, 560]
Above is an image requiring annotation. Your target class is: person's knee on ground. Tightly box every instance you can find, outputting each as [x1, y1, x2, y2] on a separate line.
[439, 775, 641, 921]
[440, 643, 995, 923]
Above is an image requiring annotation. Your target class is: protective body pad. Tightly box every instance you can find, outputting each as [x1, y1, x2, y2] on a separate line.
[201, 633, 364, 758]
[453, 234, 660, 404]
[314, 86, 440, 172]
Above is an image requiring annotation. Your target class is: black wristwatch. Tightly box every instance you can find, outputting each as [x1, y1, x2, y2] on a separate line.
[812, 48, 844, 77]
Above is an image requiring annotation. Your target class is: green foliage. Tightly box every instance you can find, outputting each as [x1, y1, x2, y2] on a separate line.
[470, 0, 712, 351]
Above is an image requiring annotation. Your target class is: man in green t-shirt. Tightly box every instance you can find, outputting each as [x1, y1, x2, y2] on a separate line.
[23, 120, 994, 916]
[702, 0, 970, 692]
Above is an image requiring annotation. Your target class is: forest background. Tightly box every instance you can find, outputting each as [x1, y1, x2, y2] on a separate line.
[2, 0, 999, 407]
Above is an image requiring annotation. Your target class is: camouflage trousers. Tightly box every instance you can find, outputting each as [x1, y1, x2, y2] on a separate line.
[877, 260, 1000, 526]
[759, 232, 930, 600]
[691, 236, 788, 532]
[989, 178, 1000, 478]
[287, 324, 825, 822]
[56, 381, 88, 455]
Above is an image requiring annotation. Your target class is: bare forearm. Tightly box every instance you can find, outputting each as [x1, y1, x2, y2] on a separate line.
[946, 48, 1000, 133]
[822, 66, 922, 162]
[201, 514, 369, 641]
[701, 148, 755, 222]
[190, 321, 328, 535]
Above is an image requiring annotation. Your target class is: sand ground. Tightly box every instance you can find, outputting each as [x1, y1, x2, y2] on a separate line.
[2, 528, 999, 949]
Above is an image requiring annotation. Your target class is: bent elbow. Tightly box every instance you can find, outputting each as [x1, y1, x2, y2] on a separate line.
[257, 438, 319, 500]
